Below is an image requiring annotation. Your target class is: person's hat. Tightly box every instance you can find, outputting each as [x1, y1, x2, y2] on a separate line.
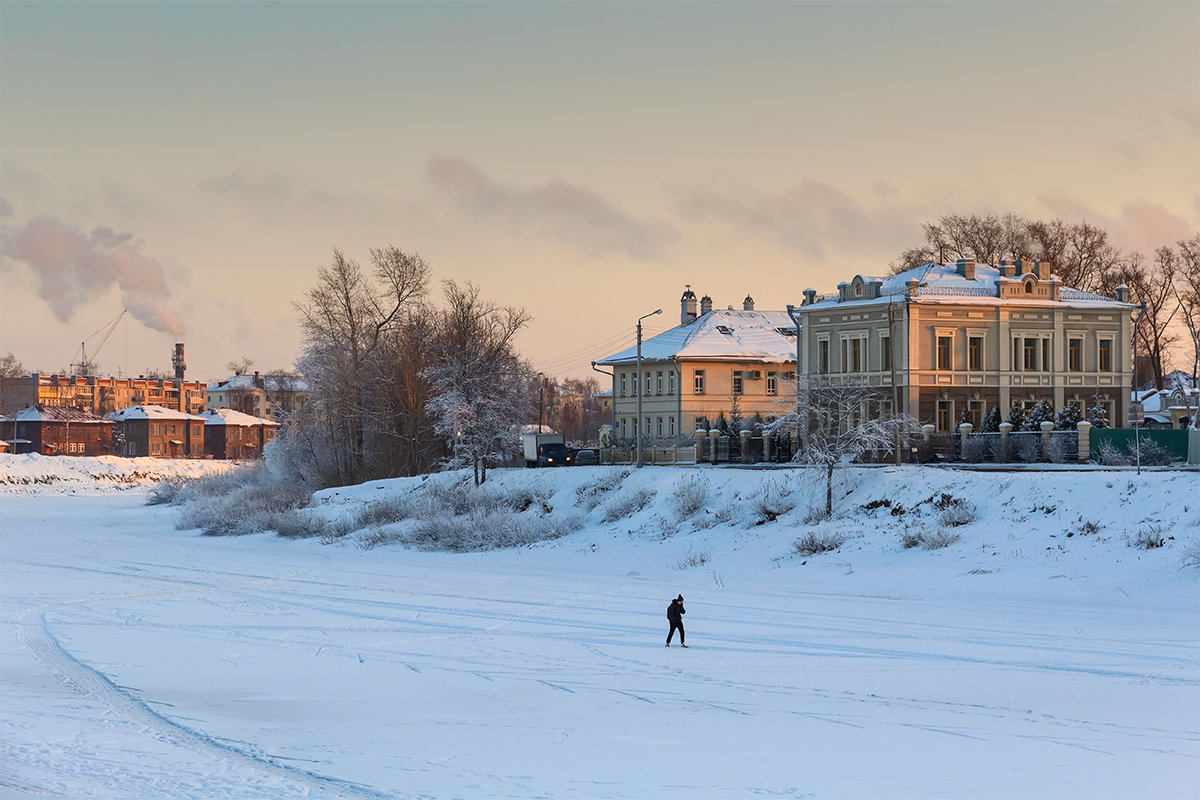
[676, 594, 684, 601]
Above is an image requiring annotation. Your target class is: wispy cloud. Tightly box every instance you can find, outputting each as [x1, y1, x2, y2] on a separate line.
[675, 179, 928, 263]
[426, 157, 675, 260]
[197, 172, 383, 219]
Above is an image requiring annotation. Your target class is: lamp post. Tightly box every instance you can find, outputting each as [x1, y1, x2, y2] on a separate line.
[536, 372, 545, 432]
[636, 308, 662, 468]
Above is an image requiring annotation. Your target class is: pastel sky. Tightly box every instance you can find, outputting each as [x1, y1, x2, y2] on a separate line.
[2, 1, 1197, 383]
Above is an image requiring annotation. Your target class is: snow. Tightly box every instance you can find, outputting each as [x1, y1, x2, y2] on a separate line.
[105, 405, 207, 422]
[2, 456, 1197, 799]
[598, 309, 797, 365]
[199, 408, 280, 428]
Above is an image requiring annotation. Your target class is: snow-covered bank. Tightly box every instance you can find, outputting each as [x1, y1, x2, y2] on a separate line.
[1, 464, 1196, 799]
[0, 452, 241, 490]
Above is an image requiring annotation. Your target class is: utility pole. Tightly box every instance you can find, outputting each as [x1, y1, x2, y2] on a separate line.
[636, 309, 662, 468]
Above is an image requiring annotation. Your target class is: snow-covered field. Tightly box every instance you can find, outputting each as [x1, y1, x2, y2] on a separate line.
[2, 454, 1197, 799]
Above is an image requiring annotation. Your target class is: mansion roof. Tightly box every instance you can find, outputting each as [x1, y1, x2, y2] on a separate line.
[597, 309, 797, 366]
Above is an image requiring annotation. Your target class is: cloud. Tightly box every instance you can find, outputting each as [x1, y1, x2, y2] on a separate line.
[675, 179, 926, 263]
[1112, 107, 1200, 163]
[1038, 190, 1194, 254]
[197, 172, 384, 220]
[0, 198, 13, 218]
[426, 157, 675, 260]
[1, 215, 184, 336]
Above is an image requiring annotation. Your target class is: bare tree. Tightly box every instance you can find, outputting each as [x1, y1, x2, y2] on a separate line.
[1173, 234, 1200, 393]
[226, 356, 255, 376]
[766, 379, 910, 517]
[0, 352, 27, 414]
[1113, 250, 1180, 390]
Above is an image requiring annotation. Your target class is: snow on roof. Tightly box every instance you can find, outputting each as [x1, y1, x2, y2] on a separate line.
[801, 262, 1134, 311]
[597, 309, 797, 366]
[105, 405, 207, 422]
[199, 408, 280, 427]
[2, 406, 111, 424]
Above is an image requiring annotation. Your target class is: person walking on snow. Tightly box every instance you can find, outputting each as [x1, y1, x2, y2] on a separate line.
[666, 594, 687, 647]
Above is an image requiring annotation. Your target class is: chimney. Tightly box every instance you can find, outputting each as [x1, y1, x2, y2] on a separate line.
[802, 288, 817, 306]
[956, 257, 976, 281]
[700, 295, 713, 315]
[1018, 259, 1035, 276]
[254, 370, 264, 389]
[1000, 257, 1016, 277]
[172, 343, 186, 381]
[1116, 284, 1129, 303]
[1035, 260, 1051, 279]
[743, 294, 755, 311]
[680, 286, 698, 325]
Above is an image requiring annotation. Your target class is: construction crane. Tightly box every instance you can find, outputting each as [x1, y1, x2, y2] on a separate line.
[70, 309, 127, 376]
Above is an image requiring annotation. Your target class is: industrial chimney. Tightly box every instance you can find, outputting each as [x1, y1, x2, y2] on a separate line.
[172, 343, 186, 381]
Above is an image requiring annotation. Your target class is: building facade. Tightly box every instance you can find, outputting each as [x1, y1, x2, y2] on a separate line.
[106, 405, 207, 458]
[791, 258, 1137, 431]
[0, 406, 114, 455]
[199, 408, 280, 459]
[0, 373, 207, 417]
[597, 291, 797, 440]
[206, 372, 308, 420]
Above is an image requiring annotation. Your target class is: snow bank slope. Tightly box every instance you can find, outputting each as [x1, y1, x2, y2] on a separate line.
[0, 452, 240, 488]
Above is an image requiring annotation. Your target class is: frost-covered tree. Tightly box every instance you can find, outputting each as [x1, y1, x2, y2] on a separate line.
[1054, 402, 1082, 431]
[423, 281, 531, 486]
[1004, 402, 1027, 430]
[1021, 400, 1055, 432]
[980, 405, 1002, 434]
[1087, 394, 1110, 429]
[766, 380, 911, 517]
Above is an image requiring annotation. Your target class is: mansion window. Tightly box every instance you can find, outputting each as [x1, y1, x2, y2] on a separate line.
[818, 339, 830, 374]
[936, 400, 952, 432]
[1099, 339, 1113, 372]
[968, 336, 983, 371]
[644, 374, 652, 396]
[694, 370, 706, 394]
[657, 417, 663, 436]
[1023, 338, 1037, 370]
[849, 338, 863, 373]
[732, 372, 744, 395]
[1068, 338, 1083, 372]
[668, 371, 675, 395]
[766, 372, 778, 395]
[966, 400, 984, 429]
[620, 374, 627, 396]
[881, 335, 892, 371]
[936, 336, 952, 370]
[656, 372, 663, 395]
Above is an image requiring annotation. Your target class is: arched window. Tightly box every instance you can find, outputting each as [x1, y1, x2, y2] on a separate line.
[1024, 281, 1034, 294]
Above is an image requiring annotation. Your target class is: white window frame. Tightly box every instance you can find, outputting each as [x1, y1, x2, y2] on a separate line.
[693, 370, 706, 394]
[732, 371, 744, 395]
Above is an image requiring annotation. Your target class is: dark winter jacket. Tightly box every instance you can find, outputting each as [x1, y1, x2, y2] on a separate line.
[667, 600, 685, 625]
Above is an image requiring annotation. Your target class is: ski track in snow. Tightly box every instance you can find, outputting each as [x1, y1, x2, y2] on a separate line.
[16, 563, 393, 800]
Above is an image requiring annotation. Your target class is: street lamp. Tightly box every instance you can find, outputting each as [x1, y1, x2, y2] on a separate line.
[636, 308, 662, 468]
[536, 372, 545, 432]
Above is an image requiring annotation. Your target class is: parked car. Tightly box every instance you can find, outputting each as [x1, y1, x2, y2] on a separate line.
[574, 449, 597, 466]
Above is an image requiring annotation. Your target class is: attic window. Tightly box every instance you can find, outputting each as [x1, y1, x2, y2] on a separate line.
[776, 327, 797, 337]
[1025, 281, 1034, 294]
[716, 325, 733, 335]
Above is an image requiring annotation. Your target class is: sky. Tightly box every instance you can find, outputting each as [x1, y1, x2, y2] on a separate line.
[1, 1, 1197, 383]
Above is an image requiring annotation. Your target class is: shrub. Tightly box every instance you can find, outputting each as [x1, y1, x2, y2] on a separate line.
[792, 530, 845, 556]
[176, 478, 312, 536]
[1127, 523, 1166, 550]
[357, 525, 404, 550]
[494, 481, 553, 514]
[1181, 540, 1200, 568]
[994, 436, 1016, 463]
[901, 526, 960, 550]
[1129, 439, 1173, 466]
[1096, 440, 1130, 466]
[355, 495, 417, 528]
[600, 487, 655, 523]
[754, 477, 796, 522]
[402, 509, 580, 552]
[145, 476, 196, 506]
[1065, 519, 1101, 537]
[676, 551, 711, 569]
[1044, 435, 1071, 464]
[802, 505, 830, 525]
[575, 470, 630, 511]
[1016, 436, 1041, 463]
[937, 498, 976, 527]
[668, 475, 710, 521]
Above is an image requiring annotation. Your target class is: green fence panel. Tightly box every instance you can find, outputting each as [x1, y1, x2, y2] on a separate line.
[1090, 428, 1189, 461]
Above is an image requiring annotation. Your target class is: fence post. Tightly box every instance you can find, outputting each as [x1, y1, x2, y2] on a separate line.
[958, 422, 973, 457]
[694, 429, 707, 462]
[708, 429, 720, 464]
[1076, 420, 1091, 463]
[1040, 421, 1053, 456]
[740, 429, 752, 463]
[763, 434, 772, 463]
[998, 422, 1013, 462]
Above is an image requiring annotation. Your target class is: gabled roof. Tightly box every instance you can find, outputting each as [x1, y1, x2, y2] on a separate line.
[208, 374, 309, 393]
[2, 406, 111, 424]
[105, 405, 207, 422]
[597, 309, 797, 366]
[198, 408, 280, 427]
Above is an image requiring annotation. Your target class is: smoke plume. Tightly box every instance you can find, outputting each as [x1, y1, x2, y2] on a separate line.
[2, 215, 184, 336]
